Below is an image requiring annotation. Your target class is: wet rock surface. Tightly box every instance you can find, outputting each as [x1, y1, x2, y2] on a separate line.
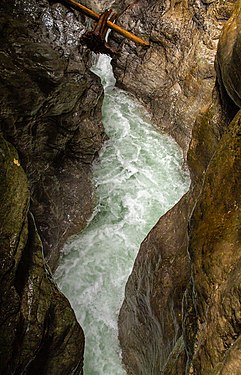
[0, 0, 106, 373]
[0, 135, 84, 375]
[185, 108, 241, 375]
[0, 0, 105, 269]
[184, 4, 241, 373]
[110, 0, 235, 155]
[118, 2, 241, 374]
[119, 193, 192, 374]
[1, 0, 241, 374]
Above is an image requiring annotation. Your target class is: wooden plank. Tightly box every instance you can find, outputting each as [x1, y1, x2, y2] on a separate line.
[60, 0, 150, 47]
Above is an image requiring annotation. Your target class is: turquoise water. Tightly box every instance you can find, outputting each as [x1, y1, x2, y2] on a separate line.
[55, 55, 190, 375]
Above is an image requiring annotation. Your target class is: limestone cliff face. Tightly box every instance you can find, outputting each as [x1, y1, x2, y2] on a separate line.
[110, 0, 235, 155]
[0, 135, 84, 374]
[118, 2, 241, 374]
[0, 0, 105, 270]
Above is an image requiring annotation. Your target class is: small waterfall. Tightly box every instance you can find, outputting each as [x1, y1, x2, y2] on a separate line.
[55, 55, 190, 375]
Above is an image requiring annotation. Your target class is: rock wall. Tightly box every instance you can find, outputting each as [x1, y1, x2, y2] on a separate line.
[0, 0, 105, 270]
[119, 193, 192, 374]
[185, 109, 241, 375]
[0, 0, 106, 373]
[184, 3, 241, 373]
[110, 0, 235, 155]
[118, 1, 241, 374]
[1, 0, 240, 373]
[0, 135, 84, 374]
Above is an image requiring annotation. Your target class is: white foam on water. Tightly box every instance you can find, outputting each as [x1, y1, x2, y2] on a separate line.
[55, 55, 190, 375]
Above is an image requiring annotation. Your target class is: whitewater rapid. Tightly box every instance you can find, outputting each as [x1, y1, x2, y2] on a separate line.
[55, 55, 190, 375]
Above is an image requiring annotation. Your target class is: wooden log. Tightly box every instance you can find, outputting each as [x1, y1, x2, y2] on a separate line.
[59, 0, 150, 47]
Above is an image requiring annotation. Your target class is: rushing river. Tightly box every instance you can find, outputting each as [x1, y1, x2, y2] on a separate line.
[55, 55, 190, 375]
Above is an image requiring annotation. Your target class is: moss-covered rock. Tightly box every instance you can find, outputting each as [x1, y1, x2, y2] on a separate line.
[185, 110, 241, 374]
[0, 134, 84, 374]
[187, 88, 226, 190]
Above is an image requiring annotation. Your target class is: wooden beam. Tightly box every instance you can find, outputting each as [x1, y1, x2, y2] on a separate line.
[59, 0, 150, 47]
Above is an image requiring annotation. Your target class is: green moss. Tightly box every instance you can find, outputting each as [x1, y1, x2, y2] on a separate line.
[187, 110, 241, 373]
[187, 91, 225, 189]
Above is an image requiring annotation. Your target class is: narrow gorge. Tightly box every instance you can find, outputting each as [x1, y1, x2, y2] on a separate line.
[55, 54, 189, 374]
[0, 0, 240, 375]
